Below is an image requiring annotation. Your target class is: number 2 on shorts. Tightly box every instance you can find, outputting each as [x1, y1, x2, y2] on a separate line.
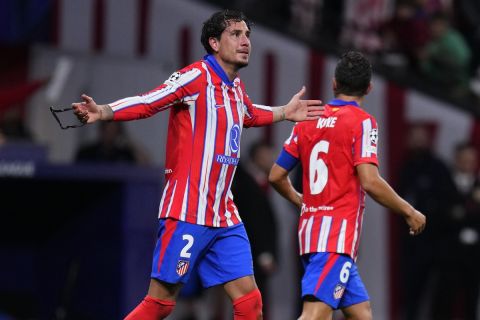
[180, 234, 194, 258]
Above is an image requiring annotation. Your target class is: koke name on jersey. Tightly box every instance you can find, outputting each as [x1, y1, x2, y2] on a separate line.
[317, 117, 337, 129]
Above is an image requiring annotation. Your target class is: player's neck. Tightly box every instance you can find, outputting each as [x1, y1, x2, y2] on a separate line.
[214, 56, 238, 81]
[335, 94, 364, 107]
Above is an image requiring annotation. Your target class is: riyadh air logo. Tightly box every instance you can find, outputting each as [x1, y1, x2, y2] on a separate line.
[216, 154, 239, 166]
[230, 124, 240, 153]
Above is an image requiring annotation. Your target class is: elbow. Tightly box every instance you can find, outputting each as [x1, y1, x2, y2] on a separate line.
[268, 167, 284, 187]
[268, 170, 280, 186]
[268, 164, 289, 188]
[359, 177, 376, 194]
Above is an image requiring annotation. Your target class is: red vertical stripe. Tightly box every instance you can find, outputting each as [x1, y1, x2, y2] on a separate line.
[308, 50, 325, 99]
[313, 253, 340, 293]
[263, 52, 276, 143]
[157, 219, 178, 272]
[137, 0, 149, 56]
[92, 0, 105, 52]
[386, 82, 406, 320]
[179, 26, 191, 67]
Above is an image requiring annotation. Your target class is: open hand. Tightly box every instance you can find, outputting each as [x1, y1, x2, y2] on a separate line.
[71, 94, 101, 124]
[284, 86, 323, 122]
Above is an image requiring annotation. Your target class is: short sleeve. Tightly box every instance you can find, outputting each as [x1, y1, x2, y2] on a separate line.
[283, 124, 300, 159]
[352, 116, 379, 167]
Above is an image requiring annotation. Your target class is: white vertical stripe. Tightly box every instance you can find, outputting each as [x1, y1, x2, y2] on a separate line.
[165, 180, 177, 218]
[213, 84, 233, 227]
[186, 93, 198, 134]
[197, 64, 217, 224]
[157, 179, 170, 218]
[252, 104, 273, 111]
[351, 199, 362, 255]
[224, 176, 238, 226]
[304, 216, 314, 254]
[361, 118, 372, 157]
[337, 219, 347, 253]
[180, 177, 190, 221]
[227, 191, 238, 226]
[352, 207, 365, 258]
[236, 84, 251, 121]
[317, 216, 332, 252]
[298, 219, 308, 254]
[232, 86, 245, 158]
[178, 93, 198, 222]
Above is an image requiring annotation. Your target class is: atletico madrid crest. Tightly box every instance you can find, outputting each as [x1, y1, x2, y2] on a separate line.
[176, 260, 189, 276]
[333, 284, 346, 300]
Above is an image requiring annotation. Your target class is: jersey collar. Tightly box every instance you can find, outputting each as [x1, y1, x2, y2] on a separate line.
[204, 54, 235, 87]
[328, 99, 359, 107]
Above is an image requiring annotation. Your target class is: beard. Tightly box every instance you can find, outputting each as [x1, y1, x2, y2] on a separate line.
[236, 60, 249, 70]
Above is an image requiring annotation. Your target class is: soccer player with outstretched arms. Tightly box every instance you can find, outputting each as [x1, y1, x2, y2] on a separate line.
[72, 9, 322, 320]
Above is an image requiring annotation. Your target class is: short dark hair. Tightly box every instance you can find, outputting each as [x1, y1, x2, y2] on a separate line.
[201, 9, 252, 54]
[334, 51, 372, 97]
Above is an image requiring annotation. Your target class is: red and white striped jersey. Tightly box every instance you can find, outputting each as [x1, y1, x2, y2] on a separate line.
[110, 55, 273, 227]
[282, 100, 378, 259]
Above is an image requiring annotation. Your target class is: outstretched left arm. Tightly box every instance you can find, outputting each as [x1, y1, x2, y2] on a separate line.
[244, 86, 323, 127]
[272, 86, 323, 123]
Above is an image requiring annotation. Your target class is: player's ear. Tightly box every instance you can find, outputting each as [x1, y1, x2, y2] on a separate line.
[332, 79, 337, 91]
[366, 82, 373, 95]
[209, 37, 220, 53]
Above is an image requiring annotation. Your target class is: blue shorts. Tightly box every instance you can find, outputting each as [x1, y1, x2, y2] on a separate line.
[151, 218, 253, 288]
[301, 252, 369, 309]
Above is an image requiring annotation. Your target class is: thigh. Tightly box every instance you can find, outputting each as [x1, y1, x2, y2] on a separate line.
[223, 275, 258, 301]
[198, 223, 254, 289]
[298, 297, 333, 320]
[341, 301, 372, 320]
[338, 262, 369, 309]
[151, 218, 214, 285]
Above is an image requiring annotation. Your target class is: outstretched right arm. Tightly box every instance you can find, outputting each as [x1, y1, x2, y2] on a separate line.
[72, 67, 202, 124]
[356, 163, 426, 236]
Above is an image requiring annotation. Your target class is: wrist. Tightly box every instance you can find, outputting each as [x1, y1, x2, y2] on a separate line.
[282, 105, 294, 121]
[99, 104, 114, 121]
[280, 106, 286, 121]
[402, 206, 416, 218]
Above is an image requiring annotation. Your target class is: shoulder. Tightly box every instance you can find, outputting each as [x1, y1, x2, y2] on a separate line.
[345, 106, 377, 125]
[165, 61, 204, 86]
